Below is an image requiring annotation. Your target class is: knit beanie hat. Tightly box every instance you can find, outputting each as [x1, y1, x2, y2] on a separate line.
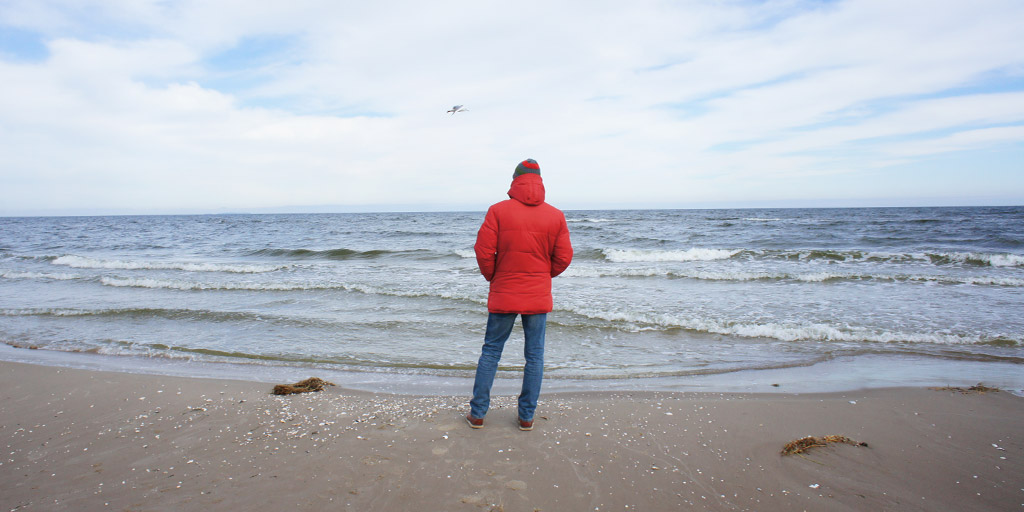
[513, 158, 541, 178]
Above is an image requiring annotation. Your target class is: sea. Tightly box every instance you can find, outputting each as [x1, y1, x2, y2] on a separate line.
[2, 207, 1023, 395]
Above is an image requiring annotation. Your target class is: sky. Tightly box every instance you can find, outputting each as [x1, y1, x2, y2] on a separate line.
[1, 0, 1023, 215]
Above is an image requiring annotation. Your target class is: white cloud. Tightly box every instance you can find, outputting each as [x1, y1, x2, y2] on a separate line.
[1, 0, 1023, 214]
[884, 125, 1024, 158]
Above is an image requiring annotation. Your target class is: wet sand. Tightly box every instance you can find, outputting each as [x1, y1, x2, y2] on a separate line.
[1, 360, 1021, 511]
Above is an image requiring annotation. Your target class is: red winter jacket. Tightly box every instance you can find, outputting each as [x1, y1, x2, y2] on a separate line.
[474, 173, 573, 314]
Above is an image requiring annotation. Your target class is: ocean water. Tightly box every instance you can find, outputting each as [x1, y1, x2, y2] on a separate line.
[1, 207, 1023, 391]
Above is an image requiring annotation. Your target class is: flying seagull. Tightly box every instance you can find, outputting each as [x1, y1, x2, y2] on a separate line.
[447, 105, 468, 115]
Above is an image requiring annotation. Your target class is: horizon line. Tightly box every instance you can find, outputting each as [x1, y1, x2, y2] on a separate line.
[2, 200, 1022, 218]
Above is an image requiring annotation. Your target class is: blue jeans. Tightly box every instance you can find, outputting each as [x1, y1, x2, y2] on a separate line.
[470, 313, 547, 422]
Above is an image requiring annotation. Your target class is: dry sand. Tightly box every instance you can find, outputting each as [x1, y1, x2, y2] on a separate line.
[1, 360, 1021, 511]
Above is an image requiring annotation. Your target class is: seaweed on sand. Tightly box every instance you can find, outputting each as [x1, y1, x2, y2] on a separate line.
[781, 435, 868, 456]
[930, 383, 1000, 394]
[272, 377, 336, 395]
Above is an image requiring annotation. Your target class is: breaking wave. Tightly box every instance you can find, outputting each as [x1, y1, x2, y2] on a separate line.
[584, 247, 1024, 267]
[560, 267, 1024, 286]
[99, 276, 334, 291]
[1, 270, 81, 281]
[567, 218, 616, 223]
[96, 277, 487, 304]
[0, 307, 352, 330]
[759, 249, 1024, 267]
[0, 307, 265, 323]
[926, 252, 1024, 267]
[602, 248, 741, 262]
[559, 306, 1021, 346]
[52, 255, 286, 273]
[246, 247, 426, 260]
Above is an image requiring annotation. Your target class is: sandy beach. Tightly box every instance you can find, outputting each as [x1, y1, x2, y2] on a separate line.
[1, 361, 1021, 512]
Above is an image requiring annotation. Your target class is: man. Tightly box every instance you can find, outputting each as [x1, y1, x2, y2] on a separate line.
[467, 158, 573, 431]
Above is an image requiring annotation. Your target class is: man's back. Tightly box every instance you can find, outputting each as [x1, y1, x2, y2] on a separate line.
[475, 172, 573, 315]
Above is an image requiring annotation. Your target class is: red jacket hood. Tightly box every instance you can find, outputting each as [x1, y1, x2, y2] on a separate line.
[507, 173, 545, 206]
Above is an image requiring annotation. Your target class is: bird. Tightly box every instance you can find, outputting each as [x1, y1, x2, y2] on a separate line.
[447, 105, 468, 115]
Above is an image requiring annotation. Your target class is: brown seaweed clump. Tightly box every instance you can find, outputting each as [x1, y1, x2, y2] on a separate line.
[930, 383, 1000, 394]
[781, 435, 868, 456]
[273, 377, 336, 395]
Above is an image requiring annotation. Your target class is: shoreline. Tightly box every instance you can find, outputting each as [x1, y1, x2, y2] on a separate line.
[2, 342, 1023, 397]
[2, 360, 1022, 511]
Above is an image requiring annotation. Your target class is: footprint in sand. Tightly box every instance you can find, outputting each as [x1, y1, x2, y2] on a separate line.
[459, 495, 484, 505]
[505, 480, 527, 491]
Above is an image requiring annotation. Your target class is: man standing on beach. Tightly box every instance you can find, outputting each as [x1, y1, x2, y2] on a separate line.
[467, 158, 573, 431]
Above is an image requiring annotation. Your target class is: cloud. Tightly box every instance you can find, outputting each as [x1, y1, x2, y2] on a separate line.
[1, 0, 1023, 214]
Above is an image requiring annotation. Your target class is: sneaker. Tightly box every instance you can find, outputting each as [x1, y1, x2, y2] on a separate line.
[518, 418, 534, 431]
[466, 414, 484, 429]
